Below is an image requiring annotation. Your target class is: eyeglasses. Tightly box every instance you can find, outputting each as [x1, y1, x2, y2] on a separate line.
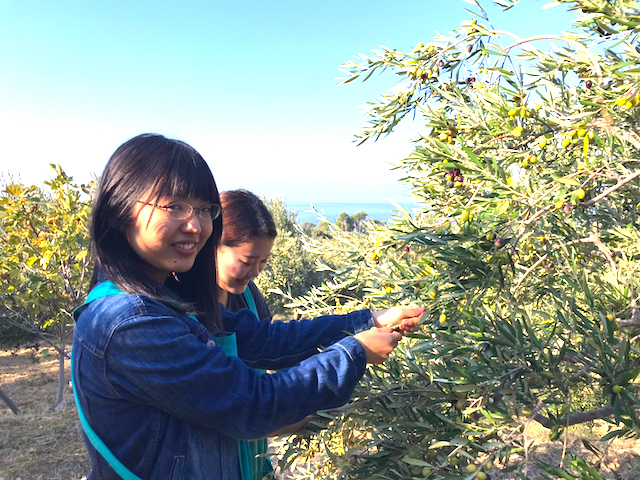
[137, 201, 221, 221]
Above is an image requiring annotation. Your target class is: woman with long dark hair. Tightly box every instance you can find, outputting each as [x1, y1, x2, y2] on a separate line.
[72, 133, 424, 479]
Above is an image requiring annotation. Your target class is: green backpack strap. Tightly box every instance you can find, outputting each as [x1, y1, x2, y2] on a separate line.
[72, 281, 142, 479]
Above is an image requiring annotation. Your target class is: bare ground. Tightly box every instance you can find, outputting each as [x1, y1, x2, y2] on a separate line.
[1, 348, 639, 480]
[0, 348, 89, 480]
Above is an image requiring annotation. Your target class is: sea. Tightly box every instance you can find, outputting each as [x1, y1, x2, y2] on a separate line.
[286, 201, 417, 225]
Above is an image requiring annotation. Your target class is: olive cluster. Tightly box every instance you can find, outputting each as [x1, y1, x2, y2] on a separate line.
[445, 168, 464, 188]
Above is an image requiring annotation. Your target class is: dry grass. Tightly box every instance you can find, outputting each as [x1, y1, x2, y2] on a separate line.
[0, 348, 90, 480]
[1, 348, 640, 479]
[487, 420, 640, 480]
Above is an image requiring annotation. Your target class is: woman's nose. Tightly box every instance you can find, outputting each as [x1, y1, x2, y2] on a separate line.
[250, 264, 261, 278]
[182, 214, 201, 232]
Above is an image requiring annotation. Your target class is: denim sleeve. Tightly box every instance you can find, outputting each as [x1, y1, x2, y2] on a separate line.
[103, 312, 369, 440]
[224, 307, 374, 370]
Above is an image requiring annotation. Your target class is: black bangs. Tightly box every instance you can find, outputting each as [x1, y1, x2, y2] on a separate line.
[152, 140, 219, 204]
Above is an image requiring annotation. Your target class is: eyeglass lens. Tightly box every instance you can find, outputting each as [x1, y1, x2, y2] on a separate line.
[167, 202, 221, 221]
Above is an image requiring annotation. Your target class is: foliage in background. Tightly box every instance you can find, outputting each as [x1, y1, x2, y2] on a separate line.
[279, 0, 640, 478]
[0, 319, 39, 351]
[334, 211, 379, 233]
[281, 216, 376, 315]
[264, 202, 389, 317]
[255, 197, 332, 316]
[299, 211, 382, 238]
[0, 165, 93, 405]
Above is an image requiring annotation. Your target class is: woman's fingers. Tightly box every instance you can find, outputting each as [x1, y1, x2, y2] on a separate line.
[354, 327, 403, 364]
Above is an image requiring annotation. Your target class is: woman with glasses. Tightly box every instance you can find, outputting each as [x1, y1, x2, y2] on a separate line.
[72, 133, 424, 479]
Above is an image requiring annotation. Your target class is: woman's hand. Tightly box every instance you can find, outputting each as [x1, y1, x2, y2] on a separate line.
[354, 327, 403, 364]
[371, 306, 425, 334]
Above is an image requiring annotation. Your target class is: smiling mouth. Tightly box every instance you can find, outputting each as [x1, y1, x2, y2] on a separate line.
[174, 243, 196, 250]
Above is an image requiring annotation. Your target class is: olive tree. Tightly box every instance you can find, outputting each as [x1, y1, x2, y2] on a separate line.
[279, 1, 640, 478]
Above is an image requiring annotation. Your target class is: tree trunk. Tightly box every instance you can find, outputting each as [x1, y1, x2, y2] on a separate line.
[0, 384, 20, 415]
[55, 344, 66, 407]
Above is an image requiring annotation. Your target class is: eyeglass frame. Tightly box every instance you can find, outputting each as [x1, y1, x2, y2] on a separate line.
[136, 200, 222, 221]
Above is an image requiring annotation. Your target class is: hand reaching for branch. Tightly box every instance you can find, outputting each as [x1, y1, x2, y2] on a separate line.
[372, 306, 425, 334]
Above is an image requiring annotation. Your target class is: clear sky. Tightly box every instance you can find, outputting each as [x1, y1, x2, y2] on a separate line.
[0, 0, 575, 204]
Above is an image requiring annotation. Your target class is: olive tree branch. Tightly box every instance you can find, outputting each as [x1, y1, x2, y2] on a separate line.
[530, 405, 617, 429]
[619, 300, 640, 328]
[580, 169, 640, 207]
[341, 384, 634, 431]
[498, 34, 604, 82]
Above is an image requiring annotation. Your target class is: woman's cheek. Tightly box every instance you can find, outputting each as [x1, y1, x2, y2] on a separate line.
[234, 263, 251, 280]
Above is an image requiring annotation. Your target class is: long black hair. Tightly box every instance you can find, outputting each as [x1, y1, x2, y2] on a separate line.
[90, 133, 223, 332]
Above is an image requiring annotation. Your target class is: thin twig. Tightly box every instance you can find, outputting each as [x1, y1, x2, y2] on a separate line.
[514, 253, 549, 293]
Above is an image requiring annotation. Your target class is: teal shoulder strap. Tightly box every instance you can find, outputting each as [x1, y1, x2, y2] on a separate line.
[72, 281, 142, 480]
[72, 280, 127, 322]
[240, 286, 272, 479]
[243, 286, 259, 317]
[85, 280, 126, 303]
[71, 362, 142, 480]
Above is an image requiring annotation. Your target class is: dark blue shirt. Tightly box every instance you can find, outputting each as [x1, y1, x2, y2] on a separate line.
[226, 281, 271, 321]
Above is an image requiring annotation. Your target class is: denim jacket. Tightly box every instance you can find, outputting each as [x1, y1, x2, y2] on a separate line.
[72, 291, 373, 479]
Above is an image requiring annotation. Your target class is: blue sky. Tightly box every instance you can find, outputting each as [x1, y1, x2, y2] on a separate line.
[0, 0, 575, 203]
